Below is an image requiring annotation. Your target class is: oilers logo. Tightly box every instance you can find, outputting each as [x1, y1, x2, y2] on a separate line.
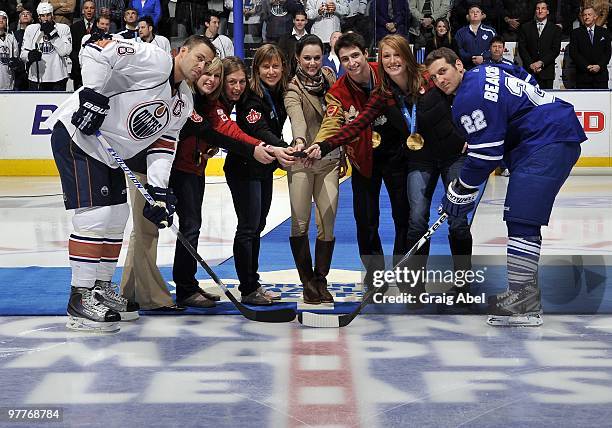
[0, 46, 9, 65]
[127, 100, 170, 140]
[39, 40, 55, 54]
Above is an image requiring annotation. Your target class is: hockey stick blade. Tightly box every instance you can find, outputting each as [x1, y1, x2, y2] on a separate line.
[298, 214, 448, 328]
[96, 132, 296, 323]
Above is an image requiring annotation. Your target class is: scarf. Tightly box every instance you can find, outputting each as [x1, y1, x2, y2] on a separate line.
[295, 64, 326, 96]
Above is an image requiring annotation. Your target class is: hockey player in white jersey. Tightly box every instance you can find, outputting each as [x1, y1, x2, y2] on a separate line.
[137, 16, 171, 55]
[46, 35, 216, 332]
[19, 2, 72, 90]
[0, 10, 20, 90]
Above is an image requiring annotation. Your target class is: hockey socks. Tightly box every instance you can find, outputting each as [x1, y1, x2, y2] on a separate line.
[507, 236, 541, 292]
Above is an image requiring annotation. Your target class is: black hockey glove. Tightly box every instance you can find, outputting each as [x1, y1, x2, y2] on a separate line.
[71, 88, 110, 136]
[27, 49, 42, 63]
[143, 185, 176, 229]
[83, 31, 112, 47]
[40, 21, 58, 39]
[8, 58, 22, 71]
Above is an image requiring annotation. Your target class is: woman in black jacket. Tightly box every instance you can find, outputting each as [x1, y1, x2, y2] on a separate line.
[425, 18, 457, 57]
[226, 44, 296, 305]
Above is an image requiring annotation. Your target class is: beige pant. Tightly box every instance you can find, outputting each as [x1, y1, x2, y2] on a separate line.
[120, 172, 174, 310]
[287, 157, 340, 240]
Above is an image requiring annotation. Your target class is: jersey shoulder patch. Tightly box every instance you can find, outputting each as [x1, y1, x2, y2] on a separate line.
[245, 108, 262, 124]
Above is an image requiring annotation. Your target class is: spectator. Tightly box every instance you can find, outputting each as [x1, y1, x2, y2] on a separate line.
[454, 3, 497, 69]
[81, 0, 126, 34]
[374, 0, 408, 43]
[115, 7, 139, 39]
[569, 6, 611, 89]
[78, 14, 113, 65]
[518, 1, 562, 89]
[581, 0, 608, 27]
[130, 0, 161, 28]
[20, 2, 72, 91]
[424, 17, 456, 57]
[137, 15, 171, 54]
[487, 34, 512, 64]
[341, 0, 369, 45]
[262, 0, 292, 43]
[450, 0, 504, 37]
[208, 0, 226, 35]
[13, 8, 32, 90]
[278, 9, 308, 75]
[204, 11, 233, 58]
[409, 0, 451, 49]
[547, 0, 580, 41]
[49, 0, 76, 25]
[321, 29, 344, 76]
[174, 0, 208, 37]
[501, 0, 534, 42]
[306, 0, 348, 49]
[226, 0, 263, 43]
[0, 10, 20, 90]
[70, 0, 96, 90]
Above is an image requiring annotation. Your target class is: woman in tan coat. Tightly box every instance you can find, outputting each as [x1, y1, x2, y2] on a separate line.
[284, 34, 346, 304]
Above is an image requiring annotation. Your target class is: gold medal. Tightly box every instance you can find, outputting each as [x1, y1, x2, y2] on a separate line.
[406, 133, 425, 151]
[372, 131, 381, 149]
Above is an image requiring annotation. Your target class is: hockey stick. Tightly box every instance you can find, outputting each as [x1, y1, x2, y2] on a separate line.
[298, 213, 449, 328]
[95, 131, 297, 323]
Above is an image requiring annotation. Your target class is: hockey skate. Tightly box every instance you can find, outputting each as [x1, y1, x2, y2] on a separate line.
[94, 280, 140, 321]
[486, 285, 543, 327]
[66, 287, 121, 333]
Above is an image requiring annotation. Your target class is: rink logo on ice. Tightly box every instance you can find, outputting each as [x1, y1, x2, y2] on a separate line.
[127, 101, 170, 140]
[576, 111, 605, 133]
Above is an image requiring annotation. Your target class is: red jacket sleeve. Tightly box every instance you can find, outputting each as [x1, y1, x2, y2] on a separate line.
[206, 101, 262, 147]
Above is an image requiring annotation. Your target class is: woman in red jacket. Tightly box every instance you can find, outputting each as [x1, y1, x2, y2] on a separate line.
[170, 57, 277, 308]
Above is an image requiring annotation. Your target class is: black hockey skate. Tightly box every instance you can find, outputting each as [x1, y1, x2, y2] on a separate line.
[486, 285, 543, 327]
[66, 287, 121, 332]
[94, 280, 140, 321]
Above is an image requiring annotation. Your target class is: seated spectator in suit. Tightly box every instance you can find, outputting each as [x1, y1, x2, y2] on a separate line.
[569, 6, 611, 89]
[116, 7, 139, 38]
[517, 1, 562, 89]
[278, 9, 308, 75]
[501, 0, 533, 42]
[130, 0, 161, 28]
[455, 3, 497, 69]
[321, 30, 344, 76]
[581, 0, 608, 27]
[70, 0, 96, 90]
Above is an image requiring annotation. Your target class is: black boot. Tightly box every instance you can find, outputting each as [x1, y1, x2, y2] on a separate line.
[290, 235, 319, 304]
[402, 240, 430, 309]
[448, 234, 473, 305]
[314, 239, 335, 303]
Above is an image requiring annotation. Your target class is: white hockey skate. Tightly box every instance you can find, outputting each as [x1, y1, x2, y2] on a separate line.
[94, 280, 140, 321]
[66, 287, 121, 333]
[486, 285, 543, 327]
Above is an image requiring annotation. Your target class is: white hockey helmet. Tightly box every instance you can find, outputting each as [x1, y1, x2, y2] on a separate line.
[36, 2, 54, 16]
[0, 10, 8, 28]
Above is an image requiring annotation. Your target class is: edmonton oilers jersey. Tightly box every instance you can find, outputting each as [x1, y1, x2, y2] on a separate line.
[46, 39, 191, 187]
[453, 64, 587, 187]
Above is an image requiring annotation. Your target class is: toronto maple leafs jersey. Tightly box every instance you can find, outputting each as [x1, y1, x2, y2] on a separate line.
[46, 39, 192, 188]
[453, 64, 587, 187]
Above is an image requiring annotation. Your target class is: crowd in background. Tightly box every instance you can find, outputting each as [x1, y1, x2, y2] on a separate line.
[0, 0, 611, 91]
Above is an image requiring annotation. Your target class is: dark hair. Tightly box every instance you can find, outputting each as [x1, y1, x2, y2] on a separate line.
[204, 10, 220, 24]
[334, 32, 366, 57]
[181, 34, 216, 56]
[124, 7, 138, 15]
[138, 15, 154, 29]
[490, 35, 505, 46]
[424, 47, 460, 68]
[295, 34, 324, 57]
[293, 9, 307, 19]
[222, 56, 249, 104]
[433, 17, 452, 48]
[534, 1, 550, 9]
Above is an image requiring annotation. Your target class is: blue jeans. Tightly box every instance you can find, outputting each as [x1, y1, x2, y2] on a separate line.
[406, 156, 471, 246]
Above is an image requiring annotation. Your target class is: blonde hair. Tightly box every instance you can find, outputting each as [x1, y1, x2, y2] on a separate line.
[377, 35, 427, 101]
[203, 56, 224, 100]
[250, 44, 288, 98]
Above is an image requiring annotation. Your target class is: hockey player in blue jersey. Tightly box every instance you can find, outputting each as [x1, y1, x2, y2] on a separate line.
[425, 47, 587, 326]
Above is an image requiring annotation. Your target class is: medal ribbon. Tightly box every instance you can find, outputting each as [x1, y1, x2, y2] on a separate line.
[400, 99, 417, 135]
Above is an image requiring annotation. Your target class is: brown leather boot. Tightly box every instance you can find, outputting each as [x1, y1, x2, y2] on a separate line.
[314, 238, 335, 303]
[290, 235, 320, 304]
